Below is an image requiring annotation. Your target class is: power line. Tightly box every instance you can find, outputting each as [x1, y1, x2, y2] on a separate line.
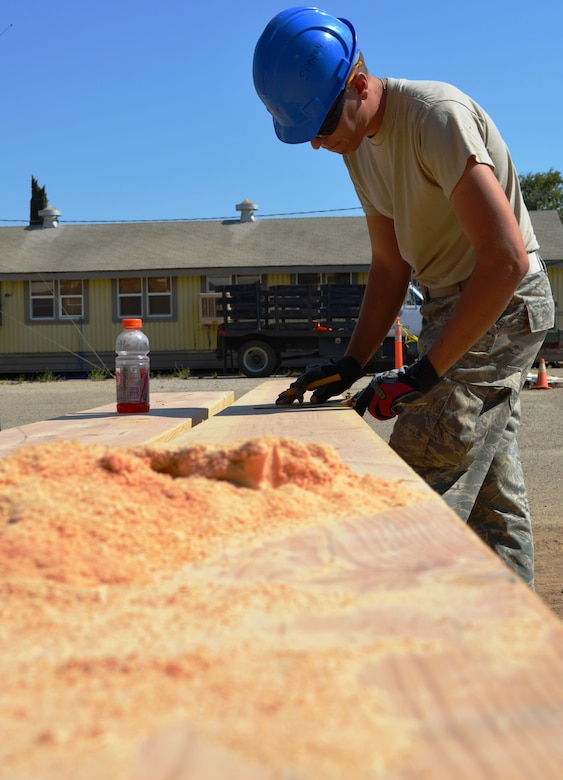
[0, 205, 363, 225]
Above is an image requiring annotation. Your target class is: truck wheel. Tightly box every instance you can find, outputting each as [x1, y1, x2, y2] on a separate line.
[237, 341, 278, 378]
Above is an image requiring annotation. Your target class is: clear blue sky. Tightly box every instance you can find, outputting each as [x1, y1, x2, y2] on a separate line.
[2, 0, 561, 225]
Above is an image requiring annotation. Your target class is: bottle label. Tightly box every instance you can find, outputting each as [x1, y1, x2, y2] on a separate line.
[116, 365, 150, 404]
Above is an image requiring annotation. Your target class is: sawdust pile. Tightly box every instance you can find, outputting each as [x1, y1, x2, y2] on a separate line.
[0, 436, 429, 779]
[0, 437, 420, 588]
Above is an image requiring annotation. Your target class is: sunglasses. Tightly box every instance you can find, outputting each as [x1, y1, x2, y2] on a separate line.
[316, 59, 363, 138]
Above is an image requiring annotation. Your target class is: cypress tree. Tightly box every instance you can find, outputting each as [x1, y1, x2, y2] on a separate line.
[29, 175, 48, 226]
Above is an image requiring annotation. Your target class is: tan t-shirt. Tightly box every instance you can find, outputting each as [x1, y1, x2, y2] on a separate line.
[344, 79, 538, 288]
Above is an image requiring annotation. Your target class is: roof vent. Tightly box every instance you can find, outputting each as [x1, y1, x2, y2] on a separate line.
[235, 199, 259, 223]
[38, 205, 61, 228]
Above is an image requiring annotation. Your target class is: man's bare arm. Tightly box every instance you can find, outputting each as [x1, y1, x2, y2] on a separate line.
[427, 158, 529, 375]
[346, 215, 412, 367]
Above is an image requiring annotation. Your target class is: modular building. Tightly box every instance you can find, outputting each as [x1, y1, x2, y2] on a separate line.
[1, 202, 562, 375]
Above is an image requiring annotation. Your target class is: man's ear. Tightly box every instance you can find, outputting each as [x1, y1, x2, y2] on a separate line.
[352, 71, 369, 100]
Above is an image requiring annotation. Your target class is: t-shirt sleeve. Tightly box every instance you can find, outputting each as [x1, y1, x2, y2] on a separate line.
[417, 99, 495, 199]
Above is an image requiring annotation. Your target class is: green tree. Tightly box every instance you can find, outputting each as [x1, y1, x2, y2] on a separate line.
[519, 168, 563, 221]
[29, 175, 48, 226]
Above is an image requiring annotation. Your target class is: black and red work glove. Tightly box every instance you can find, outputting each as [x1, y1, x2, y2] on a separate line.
[353, 355, 441, 420]
[276, 356, 364, 406]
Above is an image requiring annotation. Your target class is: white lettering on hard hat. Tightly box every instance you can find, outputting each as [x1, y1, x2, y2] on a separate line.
[299, 43, 324, 80]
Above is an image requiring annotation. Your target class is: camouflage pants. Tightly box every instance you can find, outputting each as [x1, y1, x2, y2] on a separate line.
[389, 270, 554, 588]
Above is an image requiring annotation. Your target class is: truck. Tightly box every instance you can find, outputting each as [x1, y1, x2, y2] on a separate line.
[538, 329, 563, 365]
[215, 282, 423, 377]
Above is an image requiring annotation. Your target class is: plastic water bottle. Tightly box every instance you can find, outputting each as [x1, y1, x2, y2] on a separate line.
[115, 318, 150, 414]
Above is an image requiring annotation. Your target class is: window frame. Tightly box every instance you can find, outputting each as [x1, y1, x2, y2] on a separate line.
[114, 275, 176, 321]
[26, 279, 87, 323]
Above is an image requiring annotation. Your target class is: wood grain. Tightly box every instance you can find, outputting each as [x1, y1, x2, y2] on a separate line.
[2, 379, 562, 778]
[140, 378, 563, 779]
[0, 390, 234, 457]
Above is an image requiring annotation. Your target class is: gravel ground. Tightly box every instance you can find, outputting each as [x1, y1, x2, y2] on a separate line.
[1, 369, 562, 618]
[0, 374, 265, 432]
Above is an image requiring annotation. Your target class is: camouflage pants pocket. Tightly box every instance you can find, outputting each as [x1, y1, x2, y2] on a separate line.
[389, 381, 511, 495]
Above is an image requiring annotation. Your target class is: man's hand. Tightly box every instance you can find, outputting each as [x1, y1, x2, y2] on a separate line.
[276, 356, 364, 405]
[353, 355, 440, 420]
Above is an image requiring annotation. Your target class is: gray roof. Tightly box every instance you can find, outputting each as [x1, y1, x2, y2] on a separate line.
[1, 211, 561, 280]
[0, 217, 372, 280]
[526, 210, 563, 263]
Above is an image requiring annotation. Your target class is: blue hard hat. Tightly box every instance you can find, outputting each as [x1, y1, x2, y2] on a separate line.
[253, 6, 357, 144]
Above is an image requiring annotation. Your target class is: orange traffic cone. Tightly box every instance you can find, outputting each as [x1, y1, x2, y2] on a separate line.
[530, 358, 552, 390]
[394, 318, 403, 369]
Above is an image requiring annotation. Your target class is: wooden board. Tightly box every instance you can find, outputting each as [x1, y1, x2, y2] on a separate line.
[137, 378, 563, 779]
[163, 380, 433, 489]
[2, 380, 562, 778]
[134, 504, 563, 780]
[0, 390, 234, 457]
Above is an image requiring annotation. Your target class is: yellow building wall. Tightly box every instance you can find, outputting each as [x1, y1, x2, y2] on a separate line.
[0, 278, 210, 356]
[0, 272, 375, 360]
[0, 281, 26, 353]
[147, 276, 211, 352]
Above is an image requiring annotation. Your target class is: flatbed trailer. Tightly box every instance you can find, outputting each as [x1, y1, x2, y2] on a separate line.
[538, 329, 563, 365]
[216, 282, 423, 377]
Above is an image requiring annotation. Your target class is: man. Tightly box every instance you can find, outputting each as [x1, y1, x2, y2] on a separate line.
[252, 7, 554, 587]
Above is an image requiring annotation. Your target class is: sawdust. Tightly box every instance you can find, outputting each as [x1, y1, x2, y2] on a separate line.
[0, 437, 419, 588]
[0, 436, 431, 779]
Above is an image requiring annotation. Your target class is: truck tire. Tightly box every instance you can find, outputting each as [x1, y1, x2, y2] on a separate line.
[237, 340, 278, 378]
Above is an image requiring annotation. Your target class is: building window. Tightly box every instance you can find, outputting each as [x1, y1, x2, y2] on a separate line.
[294, 273, 321, 286]
[29, 279, 84, 320]
[292, 272, 353, 286]
[147, 276, 172, 316]
[59, 279, 84, 318]
[116, 277, 173, 319]
[235, 274, 262, 286]
[30, 280, 54, 319]
[117, 278, 142, 317]
[325, 272, 353, 285]
[206, 275, 233, 292]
